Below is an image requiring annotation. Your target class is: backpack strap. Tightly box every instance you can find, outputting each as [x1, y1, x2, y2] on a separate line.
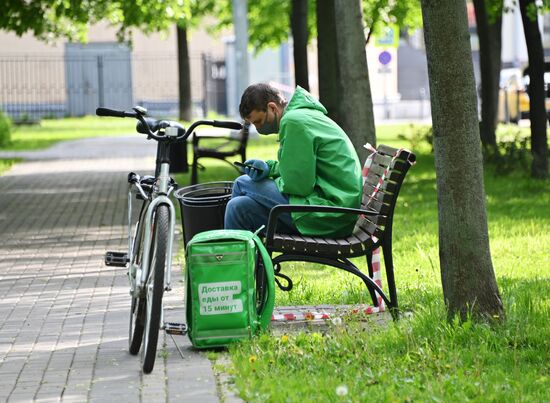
[251, 233, 275, 331]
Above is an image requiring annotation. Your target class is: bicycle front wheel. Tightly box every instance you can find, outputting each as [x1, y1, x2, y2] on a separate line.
[129, 296, 145, 355]
[141, 204, 169, 374]
[129, 217, 146, 355]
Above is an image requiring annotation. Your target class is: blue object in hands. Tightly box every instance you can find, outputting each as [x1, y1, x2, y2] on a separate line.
[244, 159, 269, 181]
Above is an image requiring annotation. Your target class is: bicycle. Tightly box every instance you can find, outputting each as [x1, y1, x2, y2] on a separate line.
[98, 106, 242, 373]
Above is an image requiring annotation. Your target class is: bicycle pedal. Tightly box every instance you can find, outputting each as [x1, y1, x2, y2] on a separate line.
[105, 251, 129, 267]
[164, 322, 188, 335]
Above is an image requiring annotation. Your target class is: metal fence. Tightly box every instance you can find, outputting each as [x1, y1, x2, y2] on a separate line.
[0, 52, 224, 121]
[0, 56, 66, 121]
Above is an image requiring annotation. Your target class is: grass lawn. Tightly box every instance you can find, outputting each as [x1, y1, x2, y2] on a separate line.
[3, 116, 137, 151]
[3, 116, 547, 399]
[175, 125, 549, 401]
[0, 158, 20, 175]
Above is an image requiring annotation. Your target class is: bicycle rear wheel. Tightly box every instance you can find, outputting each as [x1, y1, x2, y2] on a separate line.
[142, 205, 169, 374]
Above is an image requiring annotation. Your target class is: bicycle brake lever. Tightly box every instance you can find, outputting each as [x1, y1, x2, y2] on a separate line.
[128, 172, 140, 184]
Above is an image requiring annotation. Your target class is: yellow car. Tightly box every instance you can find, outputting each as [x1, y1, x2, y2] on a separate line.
[498, 67, 550, 123]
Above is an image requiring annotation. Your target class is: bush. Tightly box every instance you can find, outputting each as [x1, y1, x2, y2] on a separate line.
[0, 111, 12, 147]
[397, 124, 433, 152]
[487, 126, 531, 176]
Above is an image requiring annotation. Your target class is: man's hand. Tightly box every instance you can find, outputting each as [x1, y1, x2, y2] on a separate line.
[244, 159, 269, 181]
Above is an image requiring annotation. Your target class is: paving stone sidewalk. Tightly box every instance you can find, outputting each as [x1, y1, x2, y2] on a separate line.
[0, 137, 231, 402]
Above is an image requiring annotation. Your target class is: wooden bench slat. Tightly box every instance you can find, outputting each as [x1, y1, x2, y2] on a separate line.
[352, 226, 374, 243]
[347, 234, 368, 254]
[362, 188, 393, 205]
[301, 236, 317, 253]
[356, 212, 386, 227]
[391, 160, 409, 172]
[376, 145, 412, 160]
[364, 198, 391, 215]
[365, 170, 403, 188]
[335, 238, 351, 254]
[372, 146, 414, 167]
[325, 238, 341, 254]
[376, 144, 398, 156]
[366, 163, 388, 177]
[355, 216, 377, 234]
[364, 179, 396, 194]
[366, 183, 394, 196]
[371, 152, 393, 167]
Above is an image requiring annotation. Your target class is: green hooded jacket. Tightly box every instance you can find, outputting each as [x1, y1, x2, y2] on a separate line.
[265, 87, 362, 237]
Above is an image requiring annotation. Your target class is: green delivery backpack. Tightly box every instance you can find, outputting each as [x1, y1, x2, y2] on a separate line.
[185, 229, 275, 348]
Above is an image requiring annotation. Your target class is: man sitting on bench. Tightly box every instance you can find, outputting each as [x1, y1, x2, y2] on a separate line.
[224, 83, 362, 238]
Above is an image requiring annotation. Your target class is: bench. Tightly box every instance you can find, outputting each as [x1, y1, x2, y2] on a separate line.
[191, 122, 249, 185]
[263, 144, 416, 318]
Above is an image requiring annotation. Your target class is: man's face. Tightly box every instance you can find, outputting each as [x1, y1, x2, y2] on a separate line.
[246, 102, 280, 133]
[246, 109, 269, 129]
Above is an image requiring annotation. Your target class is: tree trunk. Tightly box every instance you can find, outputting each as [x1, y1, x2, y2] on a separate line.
[316, 0, 341, 125]
[334, 0, 376, 160]
[177, 25, 193, 122]
[473, 0, 502, 150]
[291, 0, 310, 91]
[420, 0, 505, 322]
[519, 0, 549, 179]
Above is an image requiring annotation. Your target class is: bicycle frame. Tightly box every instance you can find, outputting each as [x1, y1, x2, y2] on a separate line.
[127, 163, 176, 299]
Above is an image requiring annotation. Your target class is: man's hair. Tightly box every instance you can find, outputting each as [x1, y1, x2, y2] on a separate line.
[239, 83, 285, 118]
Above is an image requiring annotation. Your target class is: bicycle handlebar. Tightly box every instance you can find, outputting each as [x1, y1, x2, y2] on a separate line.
[96, 107, 137, 118]
[95, 106, 243, 142]
[211, 120, 243, 130]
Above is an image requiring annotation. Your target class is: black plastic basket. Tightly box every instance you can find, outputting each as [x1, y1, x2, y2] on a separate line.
[174, 181, 233, 246]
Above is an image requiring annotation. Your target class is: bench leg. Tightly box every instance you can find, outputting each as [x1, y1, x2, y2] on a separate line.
[338, 257, 396, 318]
[365, 254, 378, 307]
[366, 252, 374, 278]
[191, 156, 199, 185]
[382, 242, 398, 312]
[270, 254, 398, 320]
[273, 263, 293, 291]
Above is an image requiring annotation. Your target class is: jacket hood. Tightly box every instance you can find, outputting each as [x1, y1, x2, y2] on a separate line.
[285, 86, 328, 115]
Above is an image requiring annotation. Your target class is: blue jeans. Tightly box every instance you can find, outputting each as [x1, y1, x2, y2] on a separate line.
[224, 175, 298, 234]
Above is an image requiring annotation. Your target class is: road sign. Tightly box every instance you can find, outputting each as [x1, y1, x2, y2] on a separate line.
[378, 51, 392, 66]
[375, 26, 399, 48]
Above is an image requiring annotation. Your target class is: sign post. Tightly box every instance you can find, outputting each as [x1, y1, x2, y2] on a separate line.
[378, 50, 392, 119]
[375, 26, 399, 120]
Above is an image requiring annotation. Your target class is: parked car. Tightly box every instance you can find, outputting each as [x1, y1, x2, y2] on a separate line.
[498, 64, 550, 123]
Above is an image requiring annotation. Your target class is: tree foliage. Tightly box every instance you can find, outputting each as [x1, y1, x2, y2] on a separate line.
[363, 0, 422, 42]
[210, 0, 315, 53]
[0, 0, 216, 43]
[209, 0, 423, 53]
[0, 0, 104, 41]
[2, 0, 424, 56]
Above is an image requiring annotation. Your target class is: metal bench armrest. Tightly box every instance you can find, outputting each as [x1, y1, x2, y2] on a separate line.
[265, 204, 378, 245]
